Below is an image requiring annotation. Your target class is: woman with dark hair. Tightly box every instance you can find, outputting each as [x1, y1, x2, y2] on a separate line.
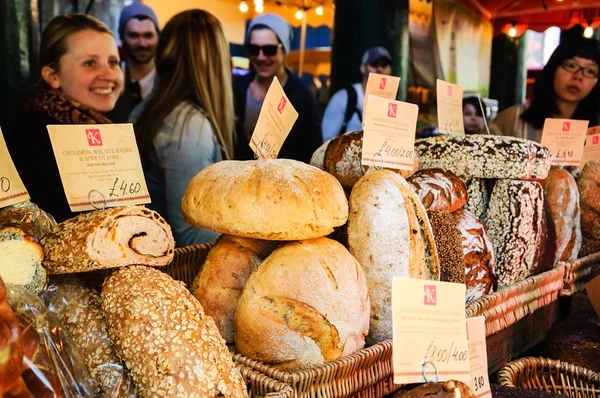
[462, 96, 484, 134]
[490, 36, 600, 142]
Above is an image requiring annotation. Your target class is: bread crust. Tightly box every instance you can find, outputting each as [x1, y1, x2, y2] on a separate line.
[578, 161, 600, 254]
[0, 227, 46, 294]
[407, 168, 468, 212]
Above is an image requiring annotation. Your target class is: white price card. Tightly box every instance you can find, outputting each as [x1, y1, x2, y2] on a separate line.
[0, 128, 29, 208]
[467, 316, 492, 398]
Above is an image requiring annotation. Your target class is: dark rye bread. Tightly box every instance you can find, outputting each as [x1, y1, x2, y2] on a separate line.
[427, 209, 465, 284]
[485, 180, 556, 288]
[415, 134, 551, 180]
[407, 169, 468, 212]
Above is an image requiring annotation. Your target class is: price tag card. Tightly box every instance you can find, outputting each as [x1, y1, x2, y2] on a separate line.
[436, 79, 465, 135]
[0, 128, 29, 208]
[392, 277, 470, 384]
[467, 316, 492, 398]
[541, 118, 588, 166]
[47, 124, 150, 212]
[362, 95, 418, 171]
[581, 133, 600, 170]
[588, 125, 600, 135]
[249, 76, 298, 159]
[362, 73, 401, 124]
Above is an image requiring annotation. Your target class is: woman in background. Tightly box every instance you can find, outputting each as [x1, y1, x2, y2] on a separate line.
[8, 14, 123, 222]
[462, 96, 485, 134]
[132, 9, 234, 246]
[490, 36, 600, 142]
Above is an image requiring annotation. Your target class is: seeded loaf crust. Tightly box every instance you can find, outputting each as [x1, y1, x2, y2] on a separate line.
[102, 266, 247, 398]
[407, 169, 468, 212]
[578, 161, 600, 255]
[42, 206, 174, 274]
[42, 275, 137, 397]
[348, 169, 439, 344]
[415, 135, 551, 180]
[191, 235, 280, 343]
[234, 238, 370, 371]
[463, 178, 490, 220]
[181, 159, 348, 240]
[427, 209, 465, 284]
[485, 180, 556, 288]
[452, 209, 496, 302]
[0, 227, 46, 294]
[543, 168, 582, 261]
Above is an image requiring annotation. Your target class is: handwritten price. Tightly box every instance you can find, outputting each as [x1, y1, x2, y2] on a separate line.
[424, 340, 468, 364]
[379, 141, 414, 159]
[0, 177, 9, 193]
[556, 149, 574, 159]
[109, 177, 141, 198]
[473, 376, 486, 392]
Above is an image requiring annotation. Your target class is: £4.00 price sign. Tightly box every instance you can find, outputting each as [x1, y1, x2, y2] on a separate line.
[47, 124, 150, 212]
[0, 128, 29, 208]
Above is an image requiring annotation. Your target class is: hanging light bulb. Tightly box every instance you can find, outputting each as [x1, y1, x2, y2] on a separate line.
[508, 26, 517, 37]
[584, 26, 594, 38]
[254, 0, 263, 5]
[255, 3, 264, 13]
[316, 5, 324, 15]
[295, 8, 304, 20]
[239, 1, 249, 13]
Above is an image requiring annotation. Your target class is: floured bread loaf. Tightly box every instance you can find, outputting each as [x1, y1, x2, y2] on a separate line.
[182, 159, 348, 240]
[578, 161, 600, 256]
[543, 168, 582, 261]
[310, 131, 420, 191]
[415, 135, 552, 180]
[102, 266, 247, 397]
[0, 227, 45, 294]
[485, 180, 556, 288]
[427, 210, 465, 284]
[348, 169, 439, 344]
[464, 178, 490, 220]
[42, 206, 175, 274]
[234, 238, 370, 370]
[452, 209, 496, 302]
[407, 169, 468, 212]
[192, 235, 279, 343]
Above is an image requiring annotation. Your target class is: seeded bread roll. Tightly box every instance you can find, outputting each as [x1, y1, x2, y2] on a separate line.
[42, 206, 175, 274]
[427, 209, 465, 284]
[415, 135, 552, 180]
[578, 161, 600, 256]
[464, 178, 490, 221]
[407, 169, 468, 212]
[0, 227, 46, 294]
[234, 238, 370, 371]
[452, 209, 496, 302]
[181, 159, 348, 240]
[348, 169, 439, 344]
[543, 168, 582, 261]
[102, 266, 247, 398]
[191, 235, 279, 343]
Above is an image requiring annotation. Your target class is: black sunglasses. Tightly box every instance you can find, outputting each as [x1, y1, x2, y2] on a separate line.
[369, 59, 392, 68]
[246, 43, 282, 57]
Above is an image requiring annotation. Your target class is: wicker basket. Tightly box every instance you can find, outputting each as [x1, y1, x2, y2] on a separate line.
[561, 252, 600, 297]
[238, 364, 294, 397]
[161, 243, 213, 286]
[233, 339, 401, 398]
[497, 357, 600, 397]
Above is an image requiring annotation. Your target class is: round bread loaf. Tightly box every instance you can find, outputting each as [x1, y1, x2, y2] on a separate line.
[234, 238, 370, 370]
[577, 161, 600, 255]
[543, 168, 582, 261]
[181, 159, 348, 240]
[192, 235, 280, 343]
[347, 169, 439, 344]
[452, 209, 496, 303]
[102, 266, 247, 397]
[427, 209, 465, 284]
[407, 169, 468, 212]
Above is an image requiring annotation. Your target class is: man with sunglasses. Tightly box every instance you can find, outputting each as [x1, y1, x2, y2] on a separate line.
[233, 13, 322, 163]
[321, 46, 393, 142]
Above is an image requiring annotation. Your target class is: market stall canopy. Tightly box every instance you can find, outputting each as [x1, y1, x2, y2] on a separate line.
[462, 0, 600, 36]
[286, 47, 331, 75]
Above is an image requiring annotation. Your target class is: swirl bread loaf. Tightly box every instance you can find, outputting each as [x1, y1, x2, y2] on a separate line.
[182, 159, 348, 240]
[407, 169, 468, 212]
[102, 266, 247, 397]
[542, 168, 582, 261]
[348, 169, 439, 344]
[191, 235, 280, 343]
[577, 161, 600, 256]
[234, 238, 370, 370]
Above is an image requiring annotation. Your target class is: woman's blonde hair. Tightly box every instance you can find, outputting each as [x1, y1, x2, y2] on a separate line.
[39, 14, 113, 71]
[135, 9, 234, 160]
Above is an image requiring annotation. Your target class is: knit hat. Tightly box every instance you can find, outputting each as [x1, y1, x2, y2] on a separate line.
[118, 1, 159, 38]
[361, 46, 392, 65]
[246, 13, 293, 54]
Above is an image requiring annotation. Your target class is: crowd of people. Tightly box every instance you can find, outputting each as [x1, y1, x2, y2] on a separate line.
[4, 0, 600, 246]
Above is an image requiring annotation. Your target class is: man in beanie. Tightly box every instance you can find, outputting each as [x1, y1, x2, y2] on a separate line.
[233, 13, 322, 163]
[321, 46, 393, 141]
[109, 0, 159, 121]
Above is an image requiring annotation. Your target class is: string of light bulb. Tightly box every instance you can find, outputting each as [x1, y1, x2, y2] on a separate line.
[238, 0, 324, 17]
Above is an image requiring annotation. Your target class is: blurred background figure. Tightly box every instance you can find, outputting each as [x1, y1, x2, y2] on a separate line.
[462, 96, 485, 134]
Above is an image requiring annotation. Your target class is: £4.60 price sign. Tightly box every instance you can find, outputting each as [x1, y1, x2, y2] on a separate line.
[47, 124, 150, 212]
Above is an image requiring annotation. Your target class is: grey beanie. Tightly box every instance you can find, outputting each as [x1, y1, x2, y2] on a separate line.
[118, 1, 160, 38]
[246, 13, 293, 54]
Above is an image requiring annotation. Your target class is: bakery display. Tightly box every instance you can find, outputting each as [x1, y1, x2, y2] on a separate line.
[42, 206, 175, 274]
[452, 209, 496, 303]
[234, 238, 370, 370]
[407, 169, 468, 212]
[415, 135, 552, 180]
[542, 168, 582, 261]
[181, 159, 348, 240]
[191, 235, 280, 343]
[427, 209, 466, 284]
[102, 266, 247, 397]
[578, 161, 600, 256]
[0, 227, 46, 294]
[348, 169, 439, 344]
